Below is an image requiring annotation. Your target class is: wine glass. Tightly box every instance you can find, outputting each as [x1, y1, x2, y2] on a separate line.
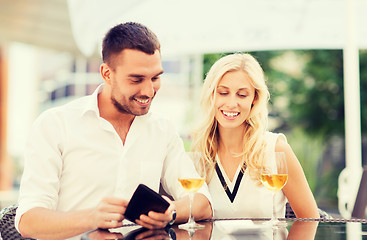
[178, 152, 206, 230]
[260, 152, 288, 226]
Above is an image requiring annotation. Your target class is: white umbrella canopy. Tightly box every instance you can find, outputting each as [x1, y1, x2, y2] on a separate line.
[67, 0, 367, 58]
[67, 0, 366, 218]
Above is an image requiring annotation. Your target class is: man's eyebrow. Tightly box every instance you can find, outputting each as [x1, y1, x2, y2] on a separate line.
[154, 71, 164, 77]
[128, 74, 145, 78]
[128, 71, 164, 79]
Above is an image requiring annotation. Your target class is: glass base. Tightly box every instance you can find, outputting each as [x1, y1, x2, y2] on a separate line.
[178, 221, 205, 230]
[269, 219, 288, 228]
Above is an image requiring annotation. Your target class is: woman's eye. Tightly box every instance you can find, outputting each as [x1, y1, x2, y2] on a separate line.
[218, 92, 228, 96]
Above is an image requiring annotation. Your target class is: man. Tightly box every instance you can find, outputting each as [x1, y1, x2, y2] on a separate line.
[15, 22, 212, 239]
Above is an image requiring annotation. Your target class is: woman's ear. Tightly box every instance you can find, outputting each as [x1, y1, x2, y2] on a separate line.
[251, 97, 257, 108]
[100, 63, 112, 85]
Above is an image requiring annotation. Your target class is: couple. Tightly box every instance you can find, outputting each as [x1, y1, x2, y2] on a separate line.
[15, 22, 319, 239]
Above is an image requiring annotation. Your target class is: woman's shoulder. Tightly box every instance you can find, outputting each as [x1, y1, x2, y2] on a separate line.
[265, 131, 287, 141]
[264, 131, 290, 152]
[264, 131, 286, 146]
[271, 134, 293, 153]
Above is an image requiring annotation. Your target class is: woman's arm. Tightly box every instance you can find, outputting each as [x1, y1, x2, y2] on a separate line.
[276, 138, 320, 218]
[287, 221, 319, 239]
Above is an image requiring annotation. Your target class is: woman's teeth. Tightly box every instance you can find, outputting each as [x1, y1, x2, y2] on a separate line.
[223, 111, 239, 117]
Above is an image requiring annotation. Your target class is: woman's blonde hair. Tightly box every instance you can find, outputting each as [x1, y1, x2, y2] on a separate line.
[191, 53, 270, 182]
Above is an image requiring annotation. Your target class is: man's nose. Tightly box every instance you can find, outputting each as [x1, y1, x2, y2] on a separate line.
[141, 81, 155, 97]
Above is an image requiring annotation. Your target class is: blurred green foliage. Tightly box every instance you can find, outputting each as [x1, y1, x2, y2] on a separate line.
[203, 50, 367, 210]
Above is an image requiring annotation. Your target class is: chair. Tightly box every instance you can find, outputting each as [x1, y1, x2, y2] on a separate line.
[0, 204, 34, 240]
[351, 166, 367, 219]
[285, 202, 296, 218]
[285, 202, 332, 219]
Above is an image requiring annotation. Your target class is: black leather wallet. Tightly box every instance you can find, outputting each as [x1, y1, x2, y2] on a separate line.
[122, 227, 175, 240]
[124, 184, 170, 223]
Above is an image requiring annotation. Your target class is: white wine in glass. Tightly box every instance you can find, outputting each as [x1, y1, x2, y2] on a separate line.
[260, 152, 288, 226]
[260, 174, 288, 192]
[178, 178, 205, 193]
[178, 152, 206, 230]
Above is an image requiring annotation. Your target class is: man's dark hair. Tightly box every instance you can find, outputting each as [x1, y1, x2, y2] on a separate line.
[102, 22, 160, 65]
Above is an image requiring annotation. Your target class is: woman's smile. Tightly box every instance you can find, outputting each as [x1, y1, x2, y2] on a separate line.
[221, 110, 240, 120]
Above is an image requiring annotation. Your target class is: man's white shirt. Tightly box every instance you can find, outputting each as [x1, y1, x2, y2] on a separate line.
[15, 84, 212, 231]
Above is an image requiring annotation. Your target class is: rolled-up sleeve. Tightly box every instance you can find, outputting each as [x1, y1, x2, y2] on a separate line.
[15, 110, 64, 231]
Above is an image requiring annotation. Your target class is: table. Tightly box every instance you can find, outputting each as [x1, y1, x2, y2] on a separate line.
[81, 218, 367, 240]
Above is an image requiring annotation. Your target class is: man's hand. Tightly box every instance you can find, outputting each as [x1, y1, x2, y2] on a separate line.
[135, 229, 170, 240]
[90, 197, 128, 230]
[135, 196, 176, 229]
[88, 229, 124, 240]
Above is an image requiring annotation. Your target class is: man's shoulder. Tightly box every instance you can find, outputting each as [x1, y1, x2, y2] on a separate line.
[146, 111, 169, 122]
[146, 112, 174, 126]
[144, 112, 178, 133]
[36, 95, 92, 121]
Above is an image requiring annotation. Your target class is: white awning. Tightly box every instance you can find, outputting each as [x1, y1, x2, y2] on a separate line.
[67, 0, 367, 58]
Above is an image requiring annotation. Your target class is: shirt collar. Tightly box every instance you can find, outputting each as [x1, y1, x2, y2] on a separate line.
[82, 83, 104, 117]
[81, 83, 153, 121]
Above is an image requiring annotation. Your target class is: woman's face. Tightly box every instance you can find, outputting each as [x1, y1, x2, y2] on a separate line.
[214, 70, 256, 130]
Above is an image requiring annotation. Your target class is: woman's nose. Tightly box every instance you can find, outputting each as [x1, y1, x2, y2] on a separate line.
[225, 95, 238, 108]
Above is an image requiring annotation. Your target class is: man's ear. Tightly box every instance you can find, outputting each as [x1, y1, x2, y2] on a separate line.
[100, 63, 112, 85]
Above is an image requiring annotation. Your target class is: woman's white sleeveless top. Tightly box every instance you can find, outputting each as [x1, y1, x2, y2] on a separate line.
[208, 131, 287, 219]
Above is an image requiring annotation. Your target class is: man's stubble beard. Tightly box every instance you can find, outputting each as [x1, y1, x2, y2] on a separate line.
[111, 96, 150, 116]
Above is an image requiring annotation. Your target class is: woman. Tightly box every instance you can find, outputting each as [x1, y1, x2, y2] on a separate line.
[191, 53, 319, 219]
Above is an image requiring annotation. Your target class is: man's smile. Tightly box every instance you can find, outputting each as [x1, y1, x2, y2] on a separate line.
[135, 98, 151, 107]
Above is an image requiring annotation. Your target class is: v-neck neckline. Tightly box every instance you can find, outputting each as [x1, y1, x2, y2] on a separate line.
[215, 155, 246, 203]
[216, 157, 243, 186]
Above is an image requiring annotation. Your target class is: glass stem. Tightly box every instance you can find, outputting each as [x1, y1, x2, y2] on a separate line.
[188, 192, 195, 224]
[272, 191, 277, 221]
